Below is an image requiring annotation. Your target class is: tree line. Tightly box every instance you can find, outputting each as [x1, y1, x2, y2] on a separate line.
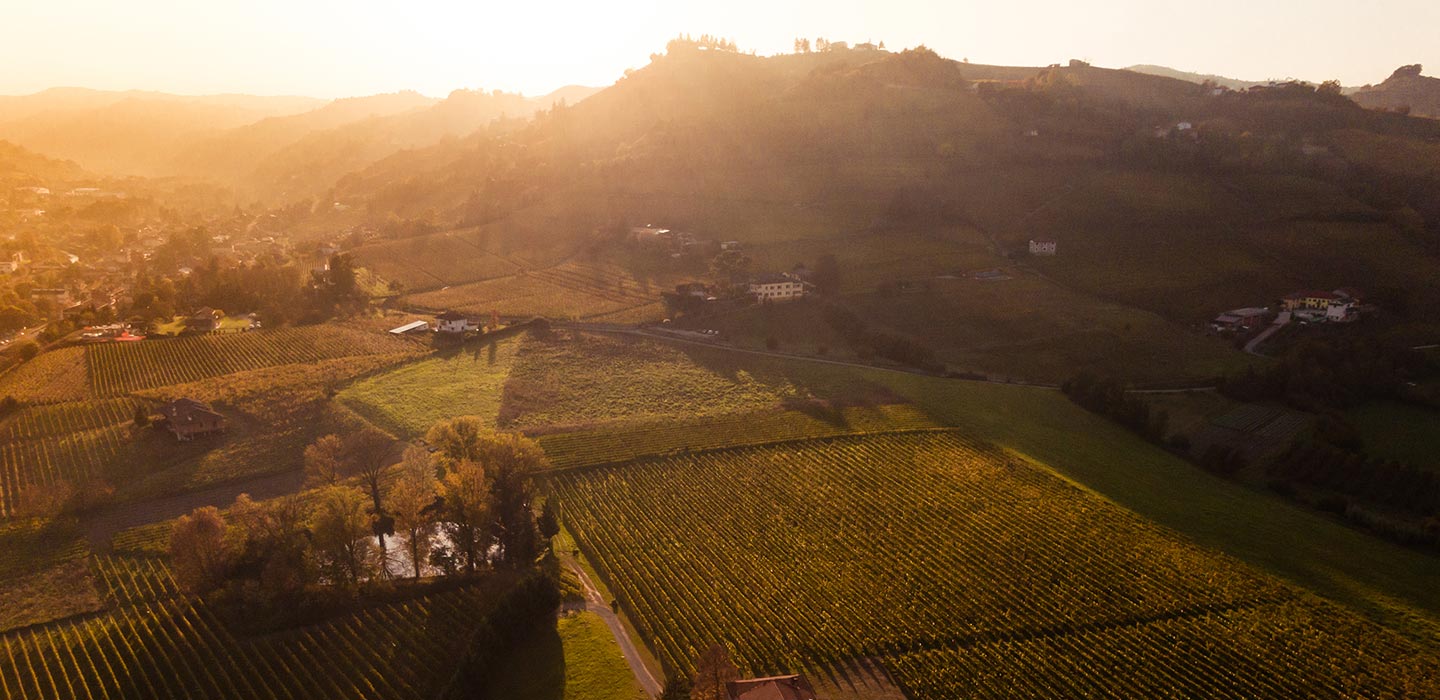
[1269, 441, 1440, 551]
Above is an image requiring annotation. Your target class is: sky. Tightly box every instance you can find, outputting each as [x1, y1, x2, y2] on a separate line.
[2, 0, 1436, 99]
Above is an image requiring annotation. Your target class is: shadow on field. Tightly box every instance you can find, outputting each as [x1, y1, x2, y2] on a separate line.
[481, 618, 565, 700]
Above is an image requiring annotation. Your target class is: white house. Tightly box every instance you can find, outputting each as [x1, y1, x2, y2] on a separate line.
[1325, 302, 1355, 322]
[749, 273, 807, 302]
[435, 311, 477, 334]
[1028, 238, 1058, 256]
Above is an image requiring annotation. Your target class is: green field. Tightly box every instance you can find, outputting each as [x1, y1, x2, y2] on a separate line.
[338, 338, 523, 438]
[405, 261, 678, 321]
[485, 611, 648, 700]
[1347, 401, 1440, 471]
[552, 432, 1440, 696]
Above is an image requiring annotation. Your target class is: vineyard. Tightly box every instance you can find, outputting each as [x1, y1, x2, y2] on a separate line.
[536, 403, 937, 469]
[405, 261, 680, 321]
[0, 348, 91, 404]
[350, 228, 523, 291]
[0, 400, 142, 517]
[86, 326, 419, 397]
[0, 557, 519, 700]
[552, 432, 1440, 696]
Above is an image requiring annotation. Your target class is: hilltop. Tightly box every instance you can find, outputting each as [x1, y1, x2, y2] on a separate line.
[1352, 64, 1440, 118]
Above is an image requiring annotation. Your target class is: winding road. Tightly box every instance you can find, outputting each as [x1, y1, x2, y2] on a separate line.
[561, 553, 662, 697]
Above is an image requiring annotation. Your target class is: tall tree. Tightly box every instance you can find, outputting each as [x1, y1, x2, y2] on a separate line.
[441, 459, 491, 573]
[389, 445, 439, 579]
[309, 486, 380, 586]
[169, 506, 234, 593]
[303, 434, 345, 487]
[342, 428, 395, 515]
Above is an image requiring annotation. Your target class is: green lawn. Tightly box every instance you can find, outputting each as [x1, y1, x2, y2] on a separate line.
[337, 338, 521, 438]
[485, 611, 648, 700]
[1347, 401, 1440, 472]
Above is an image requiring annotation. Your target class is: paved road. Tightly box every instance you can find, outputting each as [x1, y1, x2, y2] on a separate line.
[1244, 312, 1291, 356]
[561, 554, 661, 697]
[80, 469, 305, 546]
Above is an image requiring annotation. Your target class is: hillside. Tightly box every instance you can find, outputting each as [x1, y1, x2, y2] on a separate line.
[1352, 64, 1440, 118]
[0, 139, 90, 187]
[1124, 64, 1269, 91]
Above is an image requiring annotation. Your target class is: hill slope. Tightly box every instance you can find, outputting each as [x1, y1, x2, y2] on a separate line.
[1352, 64, 1440, 118]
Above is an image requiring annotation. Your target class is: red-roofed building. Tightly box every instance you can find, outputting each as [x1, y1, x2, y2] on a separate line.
[1282, 290, 1342, 312]
[727, 674, 818, 700]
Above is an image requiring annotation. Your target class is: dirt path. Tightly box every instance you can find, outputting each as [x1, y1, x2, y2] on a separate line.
[1244, 312, 1290, 356]
[80, 469, 305, 546]
[561, 553, 662, 697]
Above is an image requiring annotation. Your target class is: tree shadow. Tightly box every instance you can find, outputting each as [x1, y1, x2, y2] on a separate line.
[482, 617, 565, 700]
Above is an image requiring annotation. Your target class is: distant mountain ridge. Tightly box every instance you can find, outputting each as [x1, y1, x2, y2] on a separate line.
[1123, 65, 1270, 91]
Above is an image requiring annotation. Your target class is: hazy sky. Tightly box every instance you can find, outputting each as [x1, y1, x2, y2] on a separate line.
[2, 0, 1436, 98]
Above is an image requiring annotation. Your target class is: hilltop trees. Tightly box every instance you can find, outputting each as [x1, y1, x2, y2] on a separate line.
[169, 506, 235, 593]
[389, 445, 440, 579]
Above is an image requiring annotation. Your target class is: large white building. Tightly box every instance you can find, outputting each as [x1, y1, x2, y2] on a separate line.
[435, 311, 478, 334]
[749, 273, 807, 302]
[1028, 238, 1058, 256]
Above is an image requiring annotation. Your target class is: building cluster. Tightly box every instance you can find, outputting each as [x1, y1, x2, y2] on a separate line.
[1028, 238, 1058, 256]
[1282, 288, 1362, 323]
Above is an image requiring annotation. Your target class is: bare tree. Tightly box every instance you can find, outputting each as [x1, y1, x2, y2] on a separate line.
[342, 428, 395, 514]
[303, 434, 345, 487]
[690, 644, 740, 700]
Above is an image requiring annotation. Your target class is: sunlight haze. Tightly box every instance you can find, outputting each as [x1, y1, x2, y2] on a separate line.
[3, 0, 1438, 97]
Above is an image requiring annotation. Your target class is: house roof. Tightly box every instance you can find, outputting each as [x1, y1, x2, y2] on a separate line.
[389, 320, 429, 334]
[159, 398, 224, 424]
[727, 675, 816, 700]
[1029, 237, 1057, 244]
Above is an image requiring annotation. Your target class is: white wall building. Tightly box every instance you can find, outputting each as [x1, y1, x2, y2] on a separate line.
[749, 273, 807, 301]
[1028, 238, 1058, 256]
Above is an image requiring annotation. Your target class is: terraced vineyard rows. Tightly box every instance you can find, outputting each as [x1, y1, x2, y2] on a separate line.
[407, 262, 677, 321]
[86, 326, 417, 396]
[536, 404, 938, 468]
[0, 573, 512, 700]
[552, 432, 1440, 696]
[0, 348, 91, 404]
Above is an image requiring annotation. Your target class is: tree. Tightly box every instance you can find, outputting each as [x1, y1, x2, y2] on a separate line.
[426, 416, 490, 468]
[441, 459, 491, 573]
[389, 446, 439, 579]
[537, 499, 560, 544]
[17, 340, 39, 362]
[342, 428, 395, 515]
[169, 506, 234, 593]
[132, 404, 150, 428]
[479, 433, 548, 567]
[303, 434, 345, 487]
[690, 645, 739, 700]
[229, 493, 313, 597]
[309, 486, 380, 586]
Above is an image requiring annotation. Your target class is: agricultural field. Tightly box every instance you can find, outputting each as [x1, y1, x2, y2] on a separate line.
[0, 563, 520, 700]
[0, 399, 144, 517]
[498, 331, 801, 430]
[537, 403, 938, 469]
[338, 337, 523, 438]
[746, 228, 997, 294]
[349, 226, 524, 292]
[0, 347, 91, 403]
[405, 261, 681, 321]
[484, 611, 649, 700]
[86, 325, 421, 397]
[1347, 401, 1440, 472]
[0, 519, 101, 631]
[551, 432, 1440, 696]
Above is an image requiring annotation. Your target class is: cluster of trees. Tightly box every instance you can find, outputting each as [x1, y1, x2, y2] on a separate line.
[168, 419, 557, 616]
[1269, 441, 1440, 550]
[1061, 373, 1169, 445]
[666, 35, 739, 54]
[792, 37, 882, 53]
[1220, 337, 1433, 412]
[823, 305, 943, 373]
[125, 251, 365, 330]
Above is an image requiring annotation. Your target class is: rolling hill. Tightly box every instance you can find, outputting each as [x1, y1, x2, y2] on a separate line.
[1352, 64, 1440, 118]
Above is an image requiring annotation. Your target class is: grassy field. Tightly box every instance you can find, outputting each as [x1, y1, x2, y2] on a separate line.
[405, 261, 680, 321]
[484, 611, 648, 700]
[553, 432, 1440, 697]
[338, 338, 523, 438]
[498, 331, 801, 430]
[0, 518, 101, 632]
[1347, 400, 1440, 471]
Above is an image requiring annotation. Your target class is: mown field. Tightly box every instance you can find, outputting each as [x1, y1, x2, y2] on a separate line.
[552, 432, 1440, 697]
[1347, 400, 1440, 472]
[338, 338, 523, 438]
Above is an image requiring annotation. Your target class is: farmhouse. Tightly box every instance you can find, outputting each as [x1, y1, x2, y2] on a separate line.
[157, 398, 227, 441]
[749, 273, 807, 302]
[1282, 290, 1343, 311]
[1210, 307, 1270, 332]
[727, 674, 818, 700]
[1028, 238, 1058, 256]
[435, 310, 477, 334]
[188, 307, 220, 332]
